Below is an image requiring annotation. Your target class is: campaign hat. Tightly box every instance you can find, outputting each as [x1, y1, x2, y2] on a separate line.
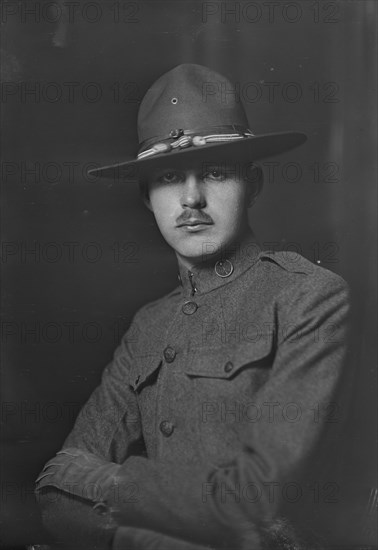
[89, 64, 306, 179]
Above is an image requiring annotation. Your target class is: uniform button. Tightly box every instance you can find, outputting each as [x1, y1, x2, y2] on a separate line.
[163, 346, 176, 363]
[182, 301, 198, 315]
[159, 420, 174, 437]
[93, 502, 108, 516]
[215, 259, 234, 278]
[224, 361, 234, 373]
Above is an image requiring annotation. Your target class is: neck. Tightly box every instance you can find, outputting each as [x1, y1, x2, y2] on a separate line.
[176, 226, 260, 297]
[176, 226, 254, 272]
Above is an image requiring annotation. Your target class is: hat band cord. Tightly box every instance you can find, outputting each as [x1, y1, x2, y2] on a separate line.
[139, 125, 251, 150]
[137, 129, 254, 160]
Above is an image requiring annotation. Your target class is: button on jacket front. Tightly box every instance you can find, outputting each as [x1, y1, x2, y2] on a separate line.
[35, 234, 350, 549]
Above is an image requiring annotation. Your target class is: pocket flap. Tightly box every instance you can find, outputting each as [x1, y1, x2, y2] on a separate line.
[185, 336, 274, 379]
[128, 354, 162, 392]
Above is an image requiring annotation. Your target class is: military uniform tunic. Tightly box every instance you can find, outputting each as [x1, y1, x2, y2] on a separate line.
[35, 232, 350, 549]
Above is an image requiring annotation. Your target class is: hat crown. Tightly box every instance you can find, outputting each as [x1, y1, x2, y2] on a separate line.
[137, 64, 249, 147]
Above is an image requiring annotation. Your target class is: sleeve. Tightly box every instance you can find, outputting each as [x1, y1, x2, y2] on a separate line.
[35, 317, 145, 548]
[100, 273, 350, 547]
[61, 323, 144, 462]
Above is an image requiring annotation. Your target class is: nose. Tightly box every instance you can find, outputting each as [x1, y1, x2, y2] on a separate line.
[180, 172, 206, 209]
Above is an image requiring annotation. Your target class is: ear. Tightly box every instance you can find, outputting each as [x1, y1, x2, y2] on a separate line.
[142, 194, 153, 212]
[245, 164, 263, 207]
[247, 194, 256, 208]
[139, 181, 154, 211]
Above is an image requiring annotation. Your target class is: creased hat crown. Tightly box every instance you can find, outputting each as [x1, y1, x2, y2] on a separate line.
[137, 64, 249, 149]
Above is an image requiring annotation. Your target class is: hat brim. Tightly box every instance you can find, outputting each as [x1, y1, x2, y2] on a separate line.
[88, 131, 307, 181]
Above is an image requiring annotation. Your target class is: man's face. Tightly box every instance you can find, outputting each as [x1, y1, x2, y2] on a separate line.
[145, 162, 252, 267]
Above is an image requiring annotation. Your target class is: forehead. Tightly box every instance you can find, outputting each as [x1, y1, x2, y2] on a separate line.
[146, 161, 249, 179]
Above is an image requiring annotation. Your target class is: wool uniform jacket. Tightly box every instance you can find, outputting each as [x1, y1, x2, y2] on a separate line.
[35, 231, 350, 550]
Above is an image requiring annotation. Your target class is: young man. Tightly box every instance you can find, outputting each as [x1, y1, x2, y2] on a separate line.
[35, 64, 350, 549]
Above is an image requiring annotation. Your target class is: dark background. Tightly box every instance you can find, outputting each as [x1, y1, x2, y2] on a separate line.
[1, 0, 377, 547]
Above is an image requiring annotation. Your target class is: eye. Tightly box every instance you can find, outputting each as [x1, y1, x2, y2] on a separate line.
[157, 171, 182, 184]
[203, 167, 226, 182]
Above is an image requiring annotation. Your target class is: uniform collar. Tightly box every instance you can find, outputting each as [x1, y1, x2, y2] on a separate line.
[177, 228, 261, 296]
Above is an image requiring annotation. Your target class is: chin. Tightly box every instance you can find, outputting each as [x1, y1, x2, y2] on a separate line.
[175, 237, 225, 264]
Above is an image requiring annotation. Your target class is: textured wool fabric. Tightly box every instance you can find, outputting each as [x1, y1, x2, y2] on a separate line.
[35, 229, 350, 549]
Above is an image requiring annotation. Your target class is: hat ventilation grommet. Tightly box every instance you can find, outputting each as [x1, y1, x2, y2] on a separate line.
[171, 97, 178, 104]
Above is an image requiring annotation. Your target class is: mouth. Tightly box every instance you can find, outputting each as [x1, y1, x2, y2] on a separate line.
[177, 220, 213, 232]
[177, 219, 213, 227]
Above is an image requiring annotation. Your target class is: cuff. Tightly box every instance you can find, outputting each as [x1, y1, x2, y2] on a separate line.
[36, 447, 121, 503]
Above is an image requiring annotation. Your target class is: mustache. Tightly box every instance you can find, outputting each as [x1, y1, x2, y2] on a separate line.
[176, 210, 214, 226]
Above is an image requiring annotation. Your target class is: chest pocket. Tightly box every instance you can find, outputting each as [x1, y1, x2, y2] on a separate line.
[184, 335, 274, 380]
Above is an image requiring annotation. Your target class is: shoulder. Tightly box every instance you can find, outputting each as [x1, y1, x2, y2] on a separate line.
[120, 287, 181, 350]
[258, 250, 348, 290]
[131, 285, 182, 330]
[255, 250, 350, 316]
